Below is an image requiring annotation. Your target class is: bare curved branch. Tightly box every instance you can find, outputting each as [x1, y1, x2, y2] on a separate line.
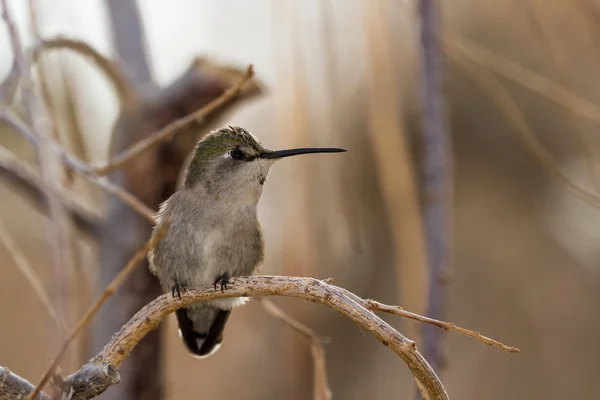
[1, 275, 521, 400]
[90, 276, 448, 399]
[32, 37, 137, 108]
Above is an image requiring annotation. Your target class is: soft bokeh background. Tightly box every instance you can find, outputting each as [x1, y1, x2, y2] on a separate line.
[2, 0, 600, 399]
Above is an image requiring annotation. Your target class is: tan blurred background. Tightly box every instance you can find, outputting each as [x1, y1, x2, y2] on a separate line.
[2, 0, 600, 399]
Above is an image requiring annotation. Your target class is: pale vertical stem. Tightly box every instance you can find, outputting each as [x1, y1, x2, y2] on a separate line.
[0, 0, 78, 374]
[97, 1, 160, 399]
[276, 0, 315, 276]
[59, 60, 95, 366]
[28, 0, 79, 370]
[104, 0, 154, 92]
[280, 2, 317, 396]
[363, 0, 429, 343]
[418, 0, 452, 374]
[319, 0, 355, 260]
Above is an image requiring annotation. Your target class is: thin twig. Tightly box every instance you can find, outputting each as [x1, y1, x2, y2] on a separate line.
[330, 283, 518, 355]
[0, 220, 68, 330]
[28, 0, 57, 144]
[260, 299, 332, 400]
[93, 64, 255, 176]
[261, 298, 330, 343]
[310, 342, 331, 400]
[28, 2, 74, 186]
[0, 0, 22, 107]
[0, 33, 135, 109]
[0, 109, 156, 222]
[446, 35, 600, 126]
[60, 58, 91, 183]
[57, 57, 97, 367]
[31, 37, 136, 108]
[399, 1, 600, 128]
[0, 145, 101, 235]
[27, 223, 169, 399]
[365, 300, 519, 353]
[394, 0, 600, 211]
[0, 59, 19, 106]
[446, 41, 600, 210]
[521, 0, 600, 193]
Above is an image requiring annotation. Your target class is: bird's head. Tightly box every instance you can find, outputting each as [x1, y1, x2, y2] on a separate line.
[184, 125, 346, 203]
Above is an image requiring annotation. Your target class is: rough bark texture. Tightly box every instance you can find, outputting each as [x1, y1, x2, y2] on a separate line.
[62, 363, 120, 400]
[0, 367, 50, 400]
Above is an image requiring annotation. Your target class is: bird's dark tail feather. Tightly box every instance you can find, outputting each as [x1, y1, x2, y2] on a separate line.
[175, 305, 231, 358]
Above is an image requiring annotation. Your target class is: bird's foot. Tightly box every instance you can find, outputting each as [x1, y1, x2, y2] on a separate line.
[171, 282, 188, 299]
[213, 272, 230, 293]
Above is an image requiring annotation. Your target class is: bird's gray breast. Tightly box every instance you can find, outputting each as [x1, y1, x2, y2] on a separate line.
[196, 211, 265, 284]
[149, 190, 265, 293]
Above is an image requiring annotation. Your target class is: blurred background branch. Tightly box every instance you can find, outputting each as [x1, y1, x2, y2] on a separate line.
[418, 0, 452, 374]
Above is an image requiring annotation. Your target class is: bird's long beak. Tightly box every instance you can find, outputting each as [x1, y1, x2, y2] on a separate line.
[260, 147, 346, 159]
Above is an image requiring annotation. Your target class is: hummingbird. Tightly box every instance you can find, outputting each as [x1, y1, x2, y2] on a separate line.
[148, 125, 345, 358]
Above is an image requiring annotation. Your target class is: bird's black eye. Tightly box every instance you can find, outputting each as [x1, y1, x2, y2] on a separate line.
[229, 147, 246, 161]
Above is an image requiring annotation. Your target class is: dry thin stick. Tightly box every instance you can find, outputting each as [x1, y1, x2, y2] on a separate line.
[28, 0, 58, 144]
[0, 0, 22, 107]
[261, 298, 330, 343]
[310, 342, 331, 400]
[446, 42, 600, 210]
[32, 37, 136, 107]
[0, 220, 68, 330]
[0, 109, 156, 222]
[93, 64, 255, 176]
[446, 35, 600, 125]
[260, 299, 332, 400]
[396, 0, 600, 207]
[365, 299, 519, 353]
[0, 59, 19, 107]
[395, 1, 600, 126]
[60, 59, 92, 182]
[521, 0, 600, 193]
[28, 3, 73, 186]
[1, 34, 134, 108]
[0, 145, 101, 234]
[27, 223, 169, 400]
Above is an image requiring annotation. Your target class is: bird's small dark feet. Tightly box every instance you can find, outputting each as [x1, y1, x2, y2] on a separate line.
[213, 273, 230, 293]
[171, 282, 188, 299]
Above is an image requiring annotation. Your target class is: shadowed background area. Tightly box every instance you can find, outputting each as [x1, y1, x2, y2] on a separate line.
[1, 0, 600, 399]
